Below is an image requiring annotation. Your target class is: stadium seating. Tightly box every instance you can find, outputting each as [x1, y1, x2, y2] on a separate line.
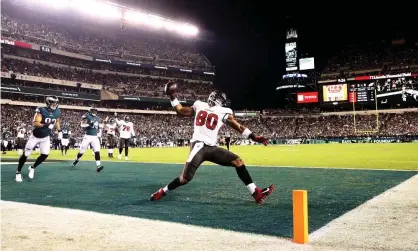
[1, 56, 214, 98]
[2, 103, 417, 143]
[1, 12, 211, 70]
[320, 42, 417, 80]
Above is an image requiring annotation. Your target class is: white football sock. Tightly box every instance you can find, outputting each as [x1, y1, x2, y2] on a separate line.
[96, 160, 101, 166]
[163, 186, 169, 194]
[247, 183, 257, 194]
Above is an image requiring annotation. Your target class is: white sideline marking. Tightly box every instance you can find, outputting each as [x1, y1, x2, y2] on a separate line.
[2, 159, 416, 172]
[1, 200, 308, 251]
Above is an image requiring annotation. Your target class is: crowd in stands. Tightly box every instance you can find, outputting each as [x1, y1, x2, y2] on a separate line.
[320, 40, 417, 80]
[2, 104, 417, 144]
[1, 45, 214, 82]
[1, 57, 214, 98]
[1, 10, 211, 70]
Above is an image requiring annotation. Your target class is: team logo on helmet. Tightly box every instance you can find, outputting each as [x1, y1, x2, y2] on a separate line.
[208, 91, 228, 107]
[89, 107, 98, 116]
[46, 96, 59, 110]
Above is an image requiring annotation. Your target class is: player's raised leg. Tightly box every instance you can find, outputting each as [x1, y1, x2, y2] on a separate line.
[150, 142, 205, 201]
[231, 157, 274, 204]
[207, 146, 275, 204]
[27, 136, 51, 179]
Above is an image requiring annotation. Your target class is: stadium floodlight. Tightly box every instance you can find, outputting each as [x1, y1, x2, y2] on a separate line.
[124, 10, 145, 23]
[69, 0, 121, 19]
[49, 0, 70, 9]
[183, 25, 199, 36]
[22, 0, 199, 36]
[147, 14, 165, 29]
[176, 24, 198, 36]
[164, 21, 177, 31]
[96, 2, 121, 19]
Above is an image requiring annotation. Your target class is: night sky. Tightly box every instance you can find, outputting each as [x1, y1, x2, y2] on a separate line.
[122, 1, 416, 109]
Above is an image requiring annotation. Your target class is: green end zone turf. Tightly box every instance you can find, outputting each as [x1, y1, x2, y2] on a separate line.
[1, 161, 416, 237]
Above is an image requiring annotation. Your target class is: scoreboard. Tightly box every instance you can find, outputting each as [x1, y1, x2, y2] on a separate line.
[348, 82, 375, 103]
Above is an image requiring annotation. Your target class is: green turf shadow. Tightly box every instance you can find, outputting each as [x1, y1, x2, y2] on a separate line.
[1, 162, 416, 237]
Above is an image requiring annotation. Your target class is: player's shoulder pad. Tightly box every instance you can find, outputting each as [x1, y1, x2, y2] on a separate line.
[36, 106, 45, 113]
[192, 100, 202, 110]
[220, 107, 233, 123]
[82, 112, 89, 119]
[222, 107, 233, 115]
[55, 108, 62, 117]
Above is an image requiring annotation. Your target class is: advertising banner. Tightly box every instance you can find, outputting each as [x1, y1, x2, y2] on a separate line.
[297, 92, 319, 103]
[1, 38, 32, 49]
[0, 85, 100, 101]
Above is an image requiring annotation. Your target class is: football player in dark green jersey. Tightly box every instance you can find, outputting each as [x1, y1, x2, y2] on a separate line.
[16, 96, 61, 182]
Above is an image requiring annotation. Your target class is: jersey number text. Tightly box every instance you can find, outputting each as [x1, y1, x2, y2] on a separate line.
[195, 111, 218, 130]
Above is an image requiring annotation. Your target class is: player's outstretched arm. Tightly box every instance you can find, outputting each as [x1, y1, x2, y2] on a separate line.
[171, 99, 194, 117]
[224, 114, 269, 146]
[164, 80, 193, 117]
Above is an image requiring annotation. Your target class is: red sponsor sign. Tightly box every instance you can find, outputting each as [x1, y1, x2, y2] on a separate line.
[14, 41, 32, 49]
[0, 38, 31, 49]
[354, 76, 370, 81]
[297, 92, 318, 103]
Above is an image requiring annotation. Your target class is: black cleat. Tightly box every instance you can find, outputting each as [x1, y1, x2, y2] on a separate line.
[96, 165, 104, 172]
[71, 160, 79, 167]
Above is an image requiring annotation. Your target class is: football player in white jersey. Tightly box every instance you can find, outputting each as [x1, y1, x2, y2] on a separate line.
[150, 82, 274, 204]
[104, 117, 117, 158]
[16, 123, 27, 156]
[114, 113, 135, 160]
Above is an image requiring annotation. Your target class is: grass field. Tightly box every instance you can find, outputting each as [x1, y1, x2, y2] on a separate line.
[2, 143, 417, 170]
[1, 143, 418, 250]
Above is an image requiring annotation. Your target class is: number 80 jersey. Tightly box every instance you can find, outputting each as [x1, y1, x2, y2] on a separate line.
[191, 100, 233, 146]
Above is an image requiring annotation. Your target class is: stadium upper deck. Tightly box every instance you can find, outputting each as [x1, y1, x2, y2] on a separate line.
[319, 40, 417, 80]
[1, 0, 212, 71]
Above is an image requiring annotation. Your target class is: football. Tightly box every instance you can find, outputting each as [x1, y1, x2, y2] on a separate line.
[164, 81, 177, 95]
